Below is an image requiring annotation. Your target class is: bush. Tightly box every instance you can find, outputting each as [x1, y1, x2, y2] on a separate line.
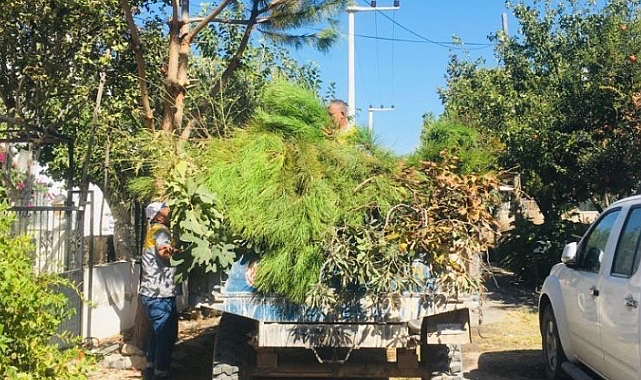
[0, 202, 90, 379]
[494, 216, 588, 285]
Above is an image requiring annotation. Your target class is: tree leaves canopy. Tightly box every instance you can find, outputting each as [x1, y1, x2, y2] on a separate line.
[441, 0, 641, 216]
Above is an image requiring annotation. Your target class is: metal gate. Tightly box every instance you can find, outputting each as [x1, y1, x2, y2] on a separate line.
[11, 190, 89, 341]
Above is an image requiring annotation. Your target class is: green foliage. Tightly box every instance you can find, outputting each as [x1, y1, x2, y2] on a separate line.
[127, 131, 232, 283]
[200, 81, 403, 301]
[441, 0, 641, 218]
[167, 174, 236, 284]
[0, 203, 90, 379]
[199, 80, 501, 305]
[494, 217, 588, 285]
[252, 78, 330, 140]
[310, 156, 502, 310]
[410, 115, 500, 174]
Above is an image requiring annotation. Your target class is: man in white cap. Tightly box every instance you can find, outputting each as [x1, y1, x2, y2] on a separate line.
[140, 201, 178, 380]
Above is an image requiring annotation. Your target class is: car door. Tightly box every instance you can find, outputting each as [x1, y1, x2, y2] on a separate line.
[563, 208, 621, 373]
[599, 205, 641, 380]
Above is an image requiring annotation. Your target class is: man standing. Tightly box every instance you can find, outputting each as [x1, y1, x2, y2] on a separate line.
[327, 99, 356, 144]
[140, 201, 178, 380]
[327, 99, 351, 133]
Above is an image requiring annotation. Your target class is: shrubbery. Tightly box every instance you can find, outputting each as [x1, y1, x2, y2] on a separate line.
[493, 216, 589, 285]
[0, 202, 90, 379]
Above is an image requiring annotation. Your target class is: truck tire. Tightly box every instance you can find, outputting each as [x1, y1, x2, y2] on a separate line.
[541, 305, 568, 380]
[212, 312, 256, 380]
[423, 344, 463, 380]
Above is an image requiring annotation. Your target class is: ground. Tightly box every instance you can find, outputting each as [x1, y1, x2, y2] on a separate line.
[87, 268, 546, 380]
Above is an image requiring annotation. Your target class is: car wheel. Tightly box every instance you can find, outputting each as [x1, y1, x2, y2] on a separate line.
[542, 305, 567, 380]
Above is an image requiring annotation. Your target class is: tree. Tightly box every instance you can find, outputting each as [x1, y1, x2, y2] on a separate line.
[121, 0, 346, 135]
[441, 0, 641, 218]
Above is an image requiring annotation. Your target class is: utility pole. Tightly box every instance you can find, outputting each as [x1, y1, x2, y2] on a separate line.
[347, 1, 400, 127]
[501, 12, 509, 35]
[368, 105, 394, 133]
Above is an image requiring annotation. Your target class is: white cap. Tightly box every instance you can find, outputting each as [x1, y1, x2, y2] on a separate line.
[145, 201, 165, 220]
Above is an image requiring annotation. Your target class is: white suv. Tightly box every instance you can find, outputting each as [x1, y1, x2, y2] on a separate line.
[539, 195, 641, 380]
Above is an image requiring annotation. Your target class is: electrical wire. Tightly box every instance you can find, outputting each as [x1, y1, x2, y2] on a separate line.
[356, 34, 494, 50]
[358, 0, 494, 50]
[301, 26, 495, 50]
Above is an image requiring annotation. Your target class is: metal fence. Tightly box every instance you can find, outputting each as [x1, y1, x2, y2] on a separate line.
[11, 190, 89, 340]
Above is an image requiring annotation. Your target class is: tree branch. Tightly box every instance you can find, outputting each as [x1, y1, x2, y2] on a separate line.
[205, 1, 260, 102]
[187, 0, 235, 43]
[119, 0, 154, 129]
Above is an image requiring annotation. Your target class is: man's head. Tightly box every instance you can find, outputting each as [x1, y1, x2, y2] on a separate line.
[146, 201, 170, 225]
[328, 99, 349, 131]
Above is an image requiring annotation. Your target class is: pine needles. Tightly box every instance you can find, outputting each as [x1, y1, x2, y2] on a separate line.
[194, 80, 501, 306]
[199, 80, 402, 301]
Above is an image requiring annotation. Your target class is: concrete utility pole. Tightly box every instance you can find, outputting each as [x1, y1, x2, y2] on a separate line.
[502, 12, 509, 35]
[347, 1, 400, 127]
[368, 105, 395, 133]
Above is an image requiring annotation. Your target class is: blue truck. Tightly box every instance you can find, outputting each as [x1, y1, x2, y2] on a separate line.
[208, 256, 474, 380]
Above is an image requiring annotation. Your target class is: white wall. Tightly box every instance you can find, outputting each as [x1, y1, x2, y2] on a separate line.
[81, 261, 189, 340]
[82, 261, 140, 340]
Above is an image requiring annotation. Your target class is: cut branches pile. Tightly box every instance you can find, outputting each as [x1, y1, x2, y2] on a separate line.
[197, 80, 501, 306]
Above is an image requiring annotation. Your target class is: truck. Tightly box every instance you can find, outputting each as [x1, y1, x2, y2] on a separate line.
[539, 194, 641, 380]
[208, 257, 476, 380]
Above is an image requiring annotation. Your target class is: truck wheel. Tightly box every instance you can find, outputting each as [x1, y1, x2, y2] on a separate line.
[541, 305, 568, 380]
[422, 344, 463, 380]
[212, 312, 256, 380]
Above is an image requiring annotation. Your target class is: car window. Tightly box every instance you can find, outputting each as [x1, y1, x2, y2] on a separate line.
[612, 206, 641, 277]
[578, 209, 621, 273]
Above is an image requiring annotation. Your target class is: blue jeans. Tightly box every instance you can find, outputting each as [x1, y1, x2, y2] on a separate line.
[140, 295, 178, 378]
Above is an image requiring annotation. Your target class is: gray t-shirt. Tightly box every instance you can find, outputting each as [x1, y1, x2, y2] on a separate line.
[139, 223, 177, 298]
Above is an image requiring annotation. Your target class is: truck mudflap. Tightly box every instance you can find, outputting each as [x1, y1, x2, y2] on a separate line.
[410, 308, 472, 345]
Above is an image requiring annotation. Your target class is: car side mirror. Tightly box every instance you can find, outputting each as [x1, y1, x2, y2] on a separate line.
[561, 242, 578, 265]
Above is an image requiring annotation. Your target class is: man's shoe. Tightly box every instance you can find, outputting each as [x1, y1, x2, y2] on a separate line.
[142, 367, 154, 380]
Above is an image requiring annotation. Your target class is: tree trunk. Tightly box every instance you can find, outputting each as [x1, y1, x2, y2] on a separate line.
[119, 0, 154, 129]
[161, 14, 183, 132]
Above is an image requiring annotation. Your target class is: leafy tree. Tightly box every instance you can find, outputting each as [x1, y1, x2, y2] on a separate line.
[0, 0, 168, 206]
[441, 0, 641, 218]
[120, 0, 347, 133]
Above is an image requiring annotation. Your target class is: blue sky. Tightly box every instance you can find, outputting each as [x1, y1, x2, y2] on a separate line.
[290, 1, 516, 154]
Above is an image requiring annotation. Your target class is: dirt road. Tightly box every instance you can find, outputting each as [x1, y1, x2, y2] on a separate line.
[88, 269, 545, 380]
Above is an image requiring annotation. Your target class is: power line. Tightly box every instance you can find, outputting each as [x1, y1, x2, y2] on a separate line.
[357, 0, 494, 50]
[301, 26, 495, 49]
[357, 34, 494, 50]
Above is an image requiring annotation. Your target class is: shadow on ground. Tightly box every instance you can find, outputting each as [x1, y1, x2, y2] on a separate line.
[171, 324, 218, 380]
[466, 350, 546, 380]
[485, 266, 539, 311]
